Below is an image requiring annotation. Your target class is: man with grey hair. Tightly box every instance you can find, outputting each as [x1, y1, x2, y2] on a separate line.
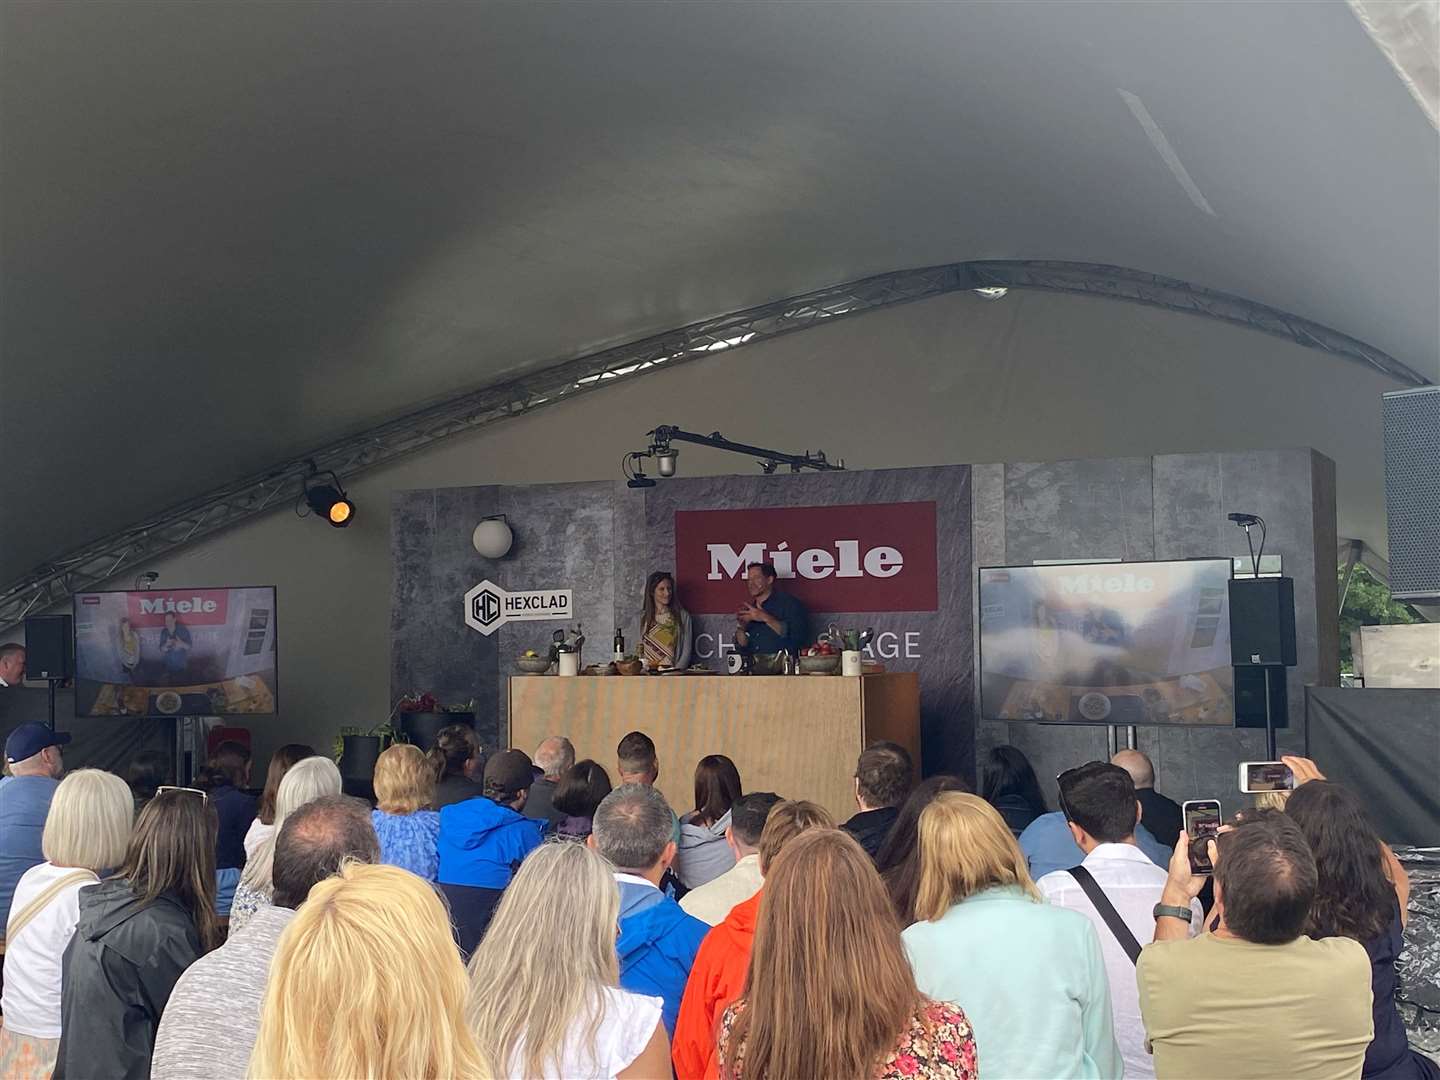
[589, 783, 708, 1035]
[524, 734, 574, 825]
[1112, 749, 1182, 848]
[151, 796, 379, 1079]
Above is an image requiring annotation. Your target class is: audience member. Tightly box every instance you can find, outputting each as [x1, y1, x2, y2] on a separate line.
[242, 743, 314, 860]
[370, 743, 441, 880]
[617, 730, 661, 786]
[0, 724, 69, 934]
[841, 741, 914, 859]
[0, 770, 133, 1077]
[590, 783, 708, 1035]
[466, 841, 671, 1079]
[680, 791, 781, 926]
[873, 774, 972, 925]
[429, 724, 486, 808]
[195, 740, 256, 871]
[1286, 777, 1437, 1080]
[550, 758, 613, 841]
[677, 754, 743, 889]
[1019, 783, 1171, 880]
[526, 735, 574, 824]
[673, 799, 833, 1080]
[152, 796, 380, 1080]
[1037, 761, 1201, 1079]
[126, 748, 170, 817]
[0, 643, 25, 687]
[248, 861, 490, 1079]
[1111, 749, 1182, 848]
[437, 749, 545, 889]
[230, 756, 342, 933]
[980, 744, 1048, 837]
[904, 791, 1121, 1079]
[1139, 811, 1374, 1080]
[717, 829, 976, 1080]
[54, 788, 219, 1080]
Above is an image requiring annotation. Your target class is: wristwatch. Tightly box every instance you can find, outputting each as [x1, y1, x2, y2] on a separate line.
[1153, 903, 1193, 923]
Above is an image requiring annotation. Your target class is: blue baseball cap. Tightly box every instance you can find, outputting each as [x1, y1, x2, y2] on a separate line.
[5, 722, 71, 765]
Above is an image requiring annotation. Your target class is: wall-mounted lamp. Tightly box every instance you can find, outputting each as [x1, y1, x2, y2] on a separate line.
[472, 515, 514, 559]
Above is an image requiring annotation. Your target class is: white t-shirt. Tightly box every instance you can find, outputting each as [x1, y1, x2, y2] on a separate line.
[504, 986, 661, 1080]
[0, 862, 99, 1039]
[1038, 842, 1202, 1080]
[242, 819, 275, 862]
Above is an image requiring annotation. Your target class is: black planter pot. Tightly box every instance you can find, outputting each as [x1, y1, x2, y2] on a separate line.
[340, 734, 382, 781]
[398, 711, 474, 752]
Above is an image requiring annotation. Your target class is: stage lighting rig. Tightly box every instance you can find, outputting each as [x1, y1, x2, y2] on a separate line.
[297, 465, 356, 528]
[623, 425, 844, 484]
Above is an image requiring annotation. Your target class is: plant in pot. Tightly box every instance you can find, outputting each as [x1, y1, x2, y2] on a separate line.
[393, 691, 477, 752]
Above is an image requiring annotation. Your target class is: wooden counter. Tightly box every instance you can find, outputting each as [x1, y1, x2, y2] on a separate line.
[509, 672, 919, 824]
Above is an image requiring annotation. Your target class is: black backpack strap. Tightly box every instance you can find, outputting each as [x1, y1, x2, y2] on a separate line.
[1065, 865, 1143, 964]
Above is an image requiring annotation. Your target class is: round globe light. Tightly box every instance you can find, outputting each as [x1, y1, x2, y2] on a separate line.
[472, 518, 513, 559]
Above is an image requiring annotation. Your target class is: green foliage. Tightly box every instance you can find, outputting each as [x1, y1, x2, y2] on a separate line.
[1339, 564, 1422, 670]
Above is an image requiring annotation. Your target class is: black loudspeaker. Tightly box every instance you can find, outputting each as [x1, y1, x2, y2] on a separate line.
[1228, 577, 1297, 667]
[23, 615, 73, 680]
[1384, 387, 1440, 603]
[1233, 667, 1288, 729]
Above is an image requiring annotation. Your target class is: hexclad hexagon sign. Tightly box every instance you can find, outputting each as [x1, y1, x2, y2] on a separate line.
[463, 579, 572, 636]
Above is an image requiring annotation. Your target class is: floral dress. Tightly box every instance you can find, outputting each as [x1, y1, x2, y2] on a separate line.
[718, 999, 978, 1080]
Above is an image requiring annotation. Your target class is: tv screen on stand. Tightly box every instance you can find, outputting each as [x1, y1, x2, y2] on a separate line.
[72, 587, 278, 718]
[979, 559, 1234, 726]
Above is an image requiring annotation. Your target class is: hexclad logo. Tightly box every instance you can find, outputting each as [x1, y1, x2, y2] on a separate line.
[463, 580, 572, 636]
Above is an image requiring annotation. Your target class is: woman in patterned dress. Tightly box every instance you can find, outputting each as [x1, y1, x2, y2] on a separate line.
[639, 572, 693, 671]
[717, 828, 977, 1080]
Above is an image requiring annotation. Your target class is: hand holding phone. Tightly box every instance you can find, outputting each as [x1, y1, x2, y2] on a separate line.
[1239, 761, 1294, 793]
[1182, 799, 1222, 875]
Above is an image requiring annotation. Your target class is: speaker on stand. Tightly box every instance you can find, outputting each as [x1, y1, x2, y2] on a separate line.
[1228, 577, 1297, 758]
[22, 614, 73, 731]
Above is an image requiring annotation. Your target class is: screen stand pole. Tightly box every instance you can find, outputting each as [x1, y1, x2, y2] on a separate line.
[1106, 724, 1118, 757]
[1125, 725, 1137, 750]
[46, 679, 58, 731]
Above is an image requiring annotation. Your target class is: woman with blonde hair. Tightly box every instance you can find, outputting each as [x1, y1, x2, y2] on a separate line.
[371, 743, 441, 879]
[230, 756, 341, 932]
[55, 788, 218, 1078]
[248, 861, 489, 1079]
[467, 841, 671, 1079]
[0, 769, 134, 1077]
[902, 792, 1120, 1080]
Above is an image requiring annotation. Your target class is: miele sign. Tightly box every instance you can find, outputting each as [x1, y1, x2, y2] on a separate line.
[674, 502, 939, 614]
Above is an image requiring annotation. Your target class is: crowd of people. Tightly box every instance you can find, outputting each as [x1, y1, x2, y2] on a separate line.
[0, 715, 1432, 1080]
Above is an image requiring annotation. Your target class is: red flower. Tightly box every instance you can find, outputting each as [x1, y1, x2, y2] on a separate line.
[893, 1053, 920, 1076]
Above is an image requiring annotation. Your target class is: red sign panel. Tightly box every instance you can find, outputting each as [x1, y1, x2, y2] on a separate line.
[674, 502, 938, 614]
[125, 589, 231, 628]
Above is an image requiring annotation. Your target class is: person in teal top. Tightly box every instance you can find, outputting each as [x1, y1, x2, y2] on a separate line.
[902, 792, 1123, 1080]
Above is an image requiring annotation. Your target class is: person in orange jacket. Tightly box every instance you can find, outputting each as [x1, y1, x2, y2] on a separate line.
[671, 800, 834, 1080]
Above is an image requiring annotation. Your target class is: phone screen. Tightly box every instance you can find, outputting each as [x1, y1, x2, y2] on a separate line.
[1185, 802, 1222, 874]
[1244, 761, 1294, 792]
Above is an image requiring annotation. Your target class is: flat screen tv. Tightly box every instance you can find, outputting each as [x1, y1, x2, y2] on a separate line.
[979, 559, 1234, 726]
[72, 587, 278, 718]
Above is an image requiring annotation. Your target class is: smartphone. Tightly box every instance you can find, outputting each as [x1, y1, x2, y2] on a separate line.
[1239, 760, 1295, 793]
[1182, 799, 1222, 875]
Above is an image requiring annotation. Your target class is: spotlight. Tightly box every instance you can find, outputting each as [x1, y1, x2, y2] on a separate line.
[973, 286, 1009, 300]
[656, 446, 679, 478]
[472, 516, 514, 558]
[1227, 513, 1261, 527]
[301, 470, 355, 528]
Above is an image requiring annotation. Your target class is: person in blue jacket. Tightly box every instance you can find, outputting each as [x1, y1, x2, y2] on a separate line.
[589, 783, 708, 1035]
[437, 749, 545, 889]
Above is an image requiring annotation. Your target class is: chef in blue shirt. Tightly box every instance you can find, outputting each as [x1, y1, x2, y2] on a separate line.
[733, 562, 808, 658]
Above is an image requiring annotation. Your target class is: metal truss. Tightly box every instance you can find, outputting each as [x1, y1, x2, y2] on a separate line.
[1, 261, 1426, 628]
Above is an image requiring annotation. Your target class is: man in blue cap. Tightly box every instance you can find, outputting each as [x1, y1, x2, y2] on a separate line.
[0, 722, 70, 931]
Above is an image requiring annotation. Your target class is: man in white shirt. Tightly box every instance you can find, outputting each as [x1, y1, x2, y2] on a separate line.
[680, 791, 781, 925]
[0, 643, 25, 687]
[1038, 761, 1201, 1080]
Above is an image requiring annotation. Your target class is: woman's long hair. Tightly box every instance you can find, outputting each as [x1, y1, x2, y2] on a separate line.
[239, 757, 342, 897]
[980, 745, 1048, 815]
[257, 744, 316, 825]
[725, 829, 923, 1080]
[641, 571, 678, 635]
[914, 792, 1040, 923]
[1285, 780, 1395, 942]
[248, 862, 490, 1079]
[692, 754, 743, 827]
[196, 740, 250, 793]
[467, 841, 620, 1077]
[428, 724, 481, 782]
[874, 774, 974, 925]
[551, 759, 612, 819]
[122, 789, 219, 951]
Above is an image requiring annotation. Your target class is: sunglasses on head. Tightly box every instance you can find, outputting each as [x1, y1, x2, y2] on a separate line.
[1055, 760, 1108, 820]
[156, 785, 208, 803]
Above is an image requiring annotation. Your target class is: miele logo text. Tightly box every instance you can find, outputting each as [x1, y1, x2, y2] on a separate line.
[675, 502, 938, 614]
[126, 590, 230, 628]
